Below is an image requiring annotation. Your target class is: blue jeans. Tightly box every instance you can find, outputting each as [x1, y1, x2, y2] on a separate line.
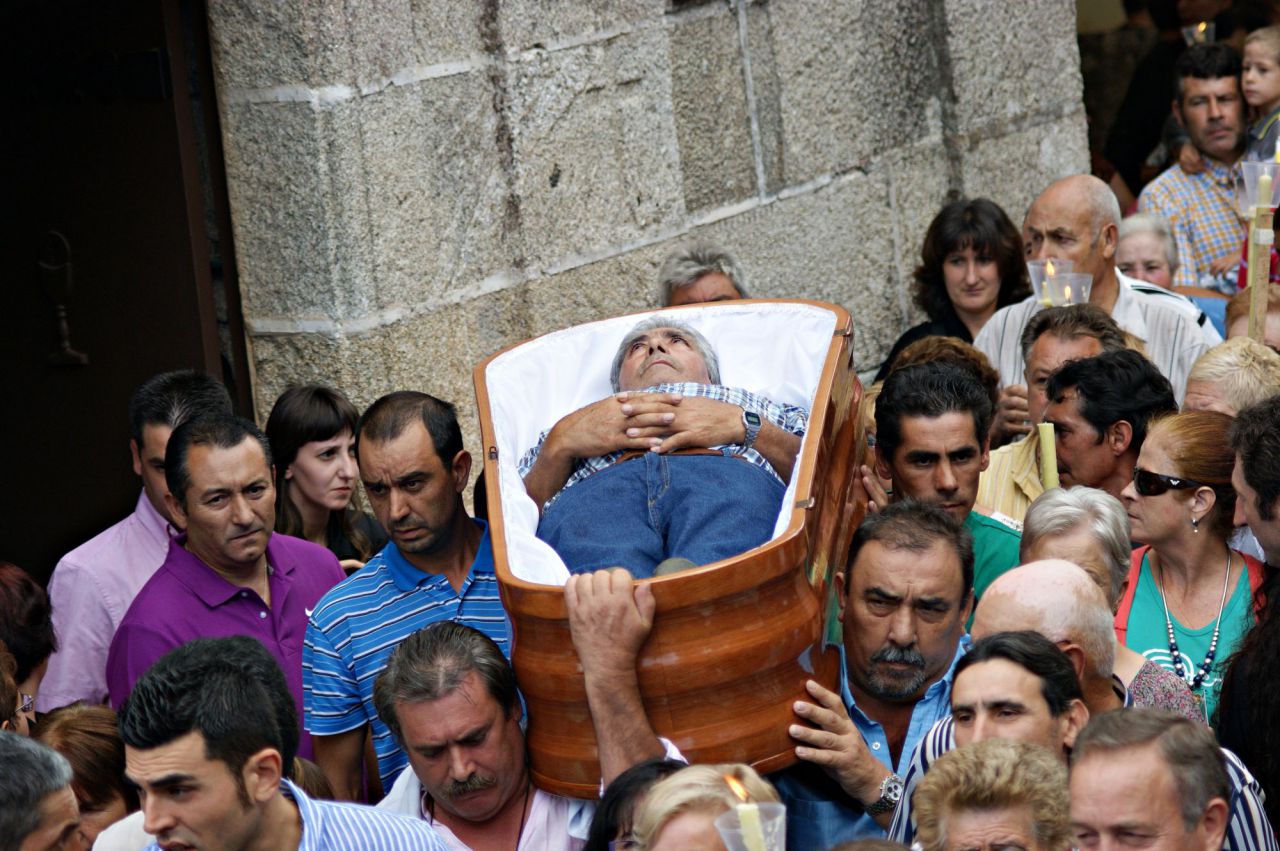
[537, 453, 785, 578]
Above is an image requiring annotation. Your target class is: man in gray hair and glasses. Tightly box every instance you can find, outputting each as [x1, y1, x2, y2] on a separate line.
[517, 317, 807, 578]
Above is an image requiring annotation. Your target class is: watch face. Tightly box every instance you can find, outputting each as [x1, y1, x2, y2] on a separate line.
[745, 411, 762, 426]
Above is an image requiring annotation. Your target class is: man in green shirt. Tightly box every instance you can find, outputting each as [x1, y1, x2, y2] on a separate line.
[873, 361, 1022, 603]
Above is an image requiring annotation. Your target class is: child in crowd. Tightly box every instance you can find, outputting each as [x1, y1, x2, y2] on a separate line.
[1244, 27, 1280, 162]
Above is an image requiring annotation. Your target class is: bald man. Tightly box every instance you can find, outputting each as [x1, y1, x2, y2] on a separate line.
[888, 561, 1277, 851]
[975, 174, 1219, 441]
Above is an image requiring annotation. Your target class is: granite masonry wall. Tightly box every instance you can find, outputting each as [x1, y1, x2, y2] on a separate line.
[205, 0, 1089, 439]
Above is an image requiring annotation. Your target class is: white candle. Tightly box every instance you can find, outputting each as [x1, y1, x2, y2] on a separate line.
[1038, 422, 1059, 490]
[737, 801, 767, 851]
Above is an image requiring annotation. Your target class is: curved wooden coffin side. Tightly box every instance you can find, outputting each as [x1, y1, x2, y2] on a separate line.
[474, 300, 865, 798]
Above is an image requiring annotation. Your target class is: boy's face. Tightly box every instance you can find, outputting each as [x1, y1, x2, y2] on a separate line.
[1243, 42, 1280, 114]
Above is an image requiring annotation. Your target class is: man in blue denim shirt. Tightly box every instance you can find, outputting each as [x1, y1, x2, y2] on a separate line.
[773, 501, 973, 849]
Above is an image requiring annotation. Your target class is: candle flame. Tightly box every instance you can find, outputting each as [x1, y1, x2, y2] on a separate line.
[1197, 21, 1207, 33]
[1064, 285, 1072, 302]
[1046, 259, 1056, 277]
[725, 774, 750, 803]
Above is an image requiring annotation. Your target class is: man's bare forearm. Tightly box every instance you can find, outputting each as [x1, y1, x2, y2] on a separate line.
[584, 666, 665, 786]
[754, 422, 803, 483]
[312, 727, 368, 802]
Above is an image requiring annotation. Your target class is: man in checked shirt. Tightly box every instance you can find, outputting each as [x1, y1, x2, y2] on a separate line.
[518, 317, 807, 577]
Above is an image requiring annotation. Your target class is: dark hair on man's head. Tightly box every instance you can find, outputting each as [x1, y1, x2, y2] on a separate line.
[355, 391, 462, 468]
[585, 758, 687, 851]
[37, 703, 138, 814]
[164, 415, 273, 509]
[117, 636, 299, 795]
[888, 337, 1000, 413]
[1072, 710, 1229, 830]
[128, 370, 233, 446]
[1019, 304, 1129, 363]
[1230, 396, 1280, 522]
[1173, 42, 1243, 103]
[374, 622, 517, 746]
[1045, 349, 1177, 450]
[913, 198, 1031, 324]
[0, 731, 73, 847]
[848, 501, 974, 600]
[0, 563, 56, 683]
[955, 631, 1083, 716]
[875, 361, 994, 461]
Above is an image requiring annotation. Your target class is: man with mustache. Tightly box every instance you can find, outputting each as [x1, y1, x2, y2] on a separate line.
[105, 414, 346, 760]
[519, 317, 808, 577]
[772, 501, 973, 849]
[304, 392, 511, 802]
[373, 572, 678, 849]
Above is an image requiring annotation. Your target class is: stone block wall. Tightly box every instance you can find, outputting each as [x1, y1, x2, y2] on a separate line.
[206, 0, 1089, 441]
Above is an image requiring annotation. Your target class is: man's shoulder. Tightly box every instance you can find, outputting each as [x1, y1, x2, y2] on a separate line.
[964, 510, 1022, 541]
[55, 508, 155, 573]
[1139, 164, 1198, 208]
[976, 298, 1036, 342]
[302, 788, 449, 848]
[308, 547, 402, 627]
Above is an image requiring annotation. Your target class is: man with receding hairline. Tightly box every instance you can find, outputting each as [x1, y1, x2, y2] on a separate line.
[976, 174, 1218, 442]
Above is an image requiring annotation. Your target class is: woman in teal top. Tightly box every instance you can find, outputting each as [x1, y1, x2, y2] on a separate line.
[1118, 411, 1258, 724]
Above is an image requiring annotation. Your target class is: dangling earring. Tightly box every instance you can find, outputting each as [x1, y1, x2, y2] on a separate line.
[1191, 515, 1200, 534]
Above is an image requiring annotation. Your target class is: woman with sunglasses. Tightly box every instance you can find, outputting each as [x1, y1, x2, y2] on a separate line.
[266, 384, 387, 573]
[1116, 411, 1269, 724]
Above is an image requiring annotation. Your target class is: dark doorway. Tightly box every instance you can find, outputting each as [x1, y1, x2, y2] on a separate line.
[1, 0, 250, 584]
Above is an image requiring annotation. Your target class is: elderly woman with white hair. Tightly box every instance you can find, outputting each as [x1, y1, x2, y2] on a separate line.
[1019, 486, 1201, 720]
[1183, 336, 1280, 416]
[1117, 213, 1230, 332]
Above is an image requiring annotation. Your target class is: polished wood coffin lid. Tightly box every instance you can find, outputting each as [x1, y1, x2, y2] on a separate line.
[473, 300, 865, 798]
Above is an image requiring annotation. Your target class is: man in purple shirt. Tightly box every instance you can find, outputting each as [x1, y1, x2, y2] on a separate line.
[39, 370, 232, 711]
[106, 414, 344, 758]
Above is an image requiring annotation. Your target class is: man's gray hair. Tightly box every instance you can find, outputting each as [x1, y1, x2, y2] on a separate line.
[1021, 487, 1131, 608]
[373, 622, 518, 746]
[1118, 212, 1180, 271]
[1072, 710, 1229, 831]
[0, 731, 74, 846]
[1081, 175, 1123, 239]
[609, 317, 721, 392]
[658, 240, 748, 305]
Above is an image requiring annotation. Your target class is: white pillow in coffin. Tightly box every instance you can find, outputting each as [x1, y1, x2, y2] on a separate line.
[483, 302, 838, 585]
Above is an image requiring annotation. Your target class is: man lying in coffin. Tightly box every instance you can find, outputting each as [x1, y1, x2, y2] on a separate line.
[517, 317, 808, 578]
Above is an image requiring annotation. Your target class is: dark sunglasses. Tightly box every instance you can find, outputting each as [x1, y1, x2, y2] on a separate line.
[1132, 468, 1208, 497]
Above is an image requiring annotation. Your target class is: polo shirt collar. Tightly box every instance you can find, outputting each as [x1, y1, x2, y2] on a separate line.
[1110, 272, 1149, 342]
[1252, 107, 1280, 145]
[1202, 155, 1240, 189]
[164, 533, 294, 608]
[134, 489, 175, 546]
[385, 519, 492, 593]
[281, 779, 321, 851]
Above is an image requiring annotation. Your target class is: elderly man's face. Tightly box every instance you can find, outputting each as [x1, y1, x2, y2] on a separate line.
[396, 671, 527, 825]
[1071, 744, 1227, 851]
[1175, 76, 1245, 163]
[17, 785, 81, 851]
[1022, 184, 1114, 288]
[617, 327, 712, 391]
[840, 539, 970, 703]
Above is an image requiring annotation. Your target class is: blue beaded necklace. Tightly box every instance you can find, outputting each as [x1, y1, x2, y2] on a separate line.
[1156, 548, 1232, 693]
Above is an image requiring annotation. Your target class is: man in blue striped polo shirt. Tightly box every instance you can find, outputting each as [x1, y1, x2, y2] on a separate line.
[304, 391, 510, 801]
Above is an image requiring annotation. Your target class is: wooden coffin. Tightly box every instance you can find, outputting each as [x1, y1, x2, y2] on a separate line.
[473, 299, 865, 798]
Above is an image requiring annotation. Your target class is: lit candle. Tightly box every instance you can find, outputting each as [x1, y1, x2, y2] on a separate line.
[1251, 168, 1276, 340]
[724, 775, 767, 851]
[1258, 172, 1273, 212]
[1038, 422, 1059, 490]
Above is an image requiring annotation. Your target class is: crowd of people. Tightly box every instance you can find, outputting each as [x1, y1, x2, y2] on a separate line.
[7, 17, 1280, 851]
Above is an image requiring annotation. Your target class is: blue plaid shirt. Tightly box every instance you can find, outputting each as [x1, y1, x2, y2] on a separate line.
[517, 382, 808, 506]
[1139, 157, 1245, 295]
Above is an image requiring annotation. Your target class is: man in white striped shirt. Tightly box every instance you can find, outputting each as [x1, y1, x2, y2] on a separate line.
[977, 175, 1220, 443]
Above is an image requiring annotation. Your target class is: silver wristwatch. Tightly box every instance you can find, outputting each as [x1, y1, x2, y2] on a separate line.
[741, 408, 762, 452]
[866, 772, 904, 815]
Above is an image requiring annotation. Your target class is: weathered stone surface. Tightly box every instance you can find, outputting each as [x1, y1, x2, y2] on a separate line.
[883, 141, 955, 323]
[768, 0, 942, 184]
[746, 2, 786, 196]
[354, 70, 519, 313]
[207, 2, 355, 91]
[960, 109, 1091, 227]
[524, 246, 667, 335]
[219, 99, 369, 321]
[506, 26, 684, 269]
[943, 0, 1083, 136]
[496, 0, 664, 55]
[668, 6, 757, 211]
